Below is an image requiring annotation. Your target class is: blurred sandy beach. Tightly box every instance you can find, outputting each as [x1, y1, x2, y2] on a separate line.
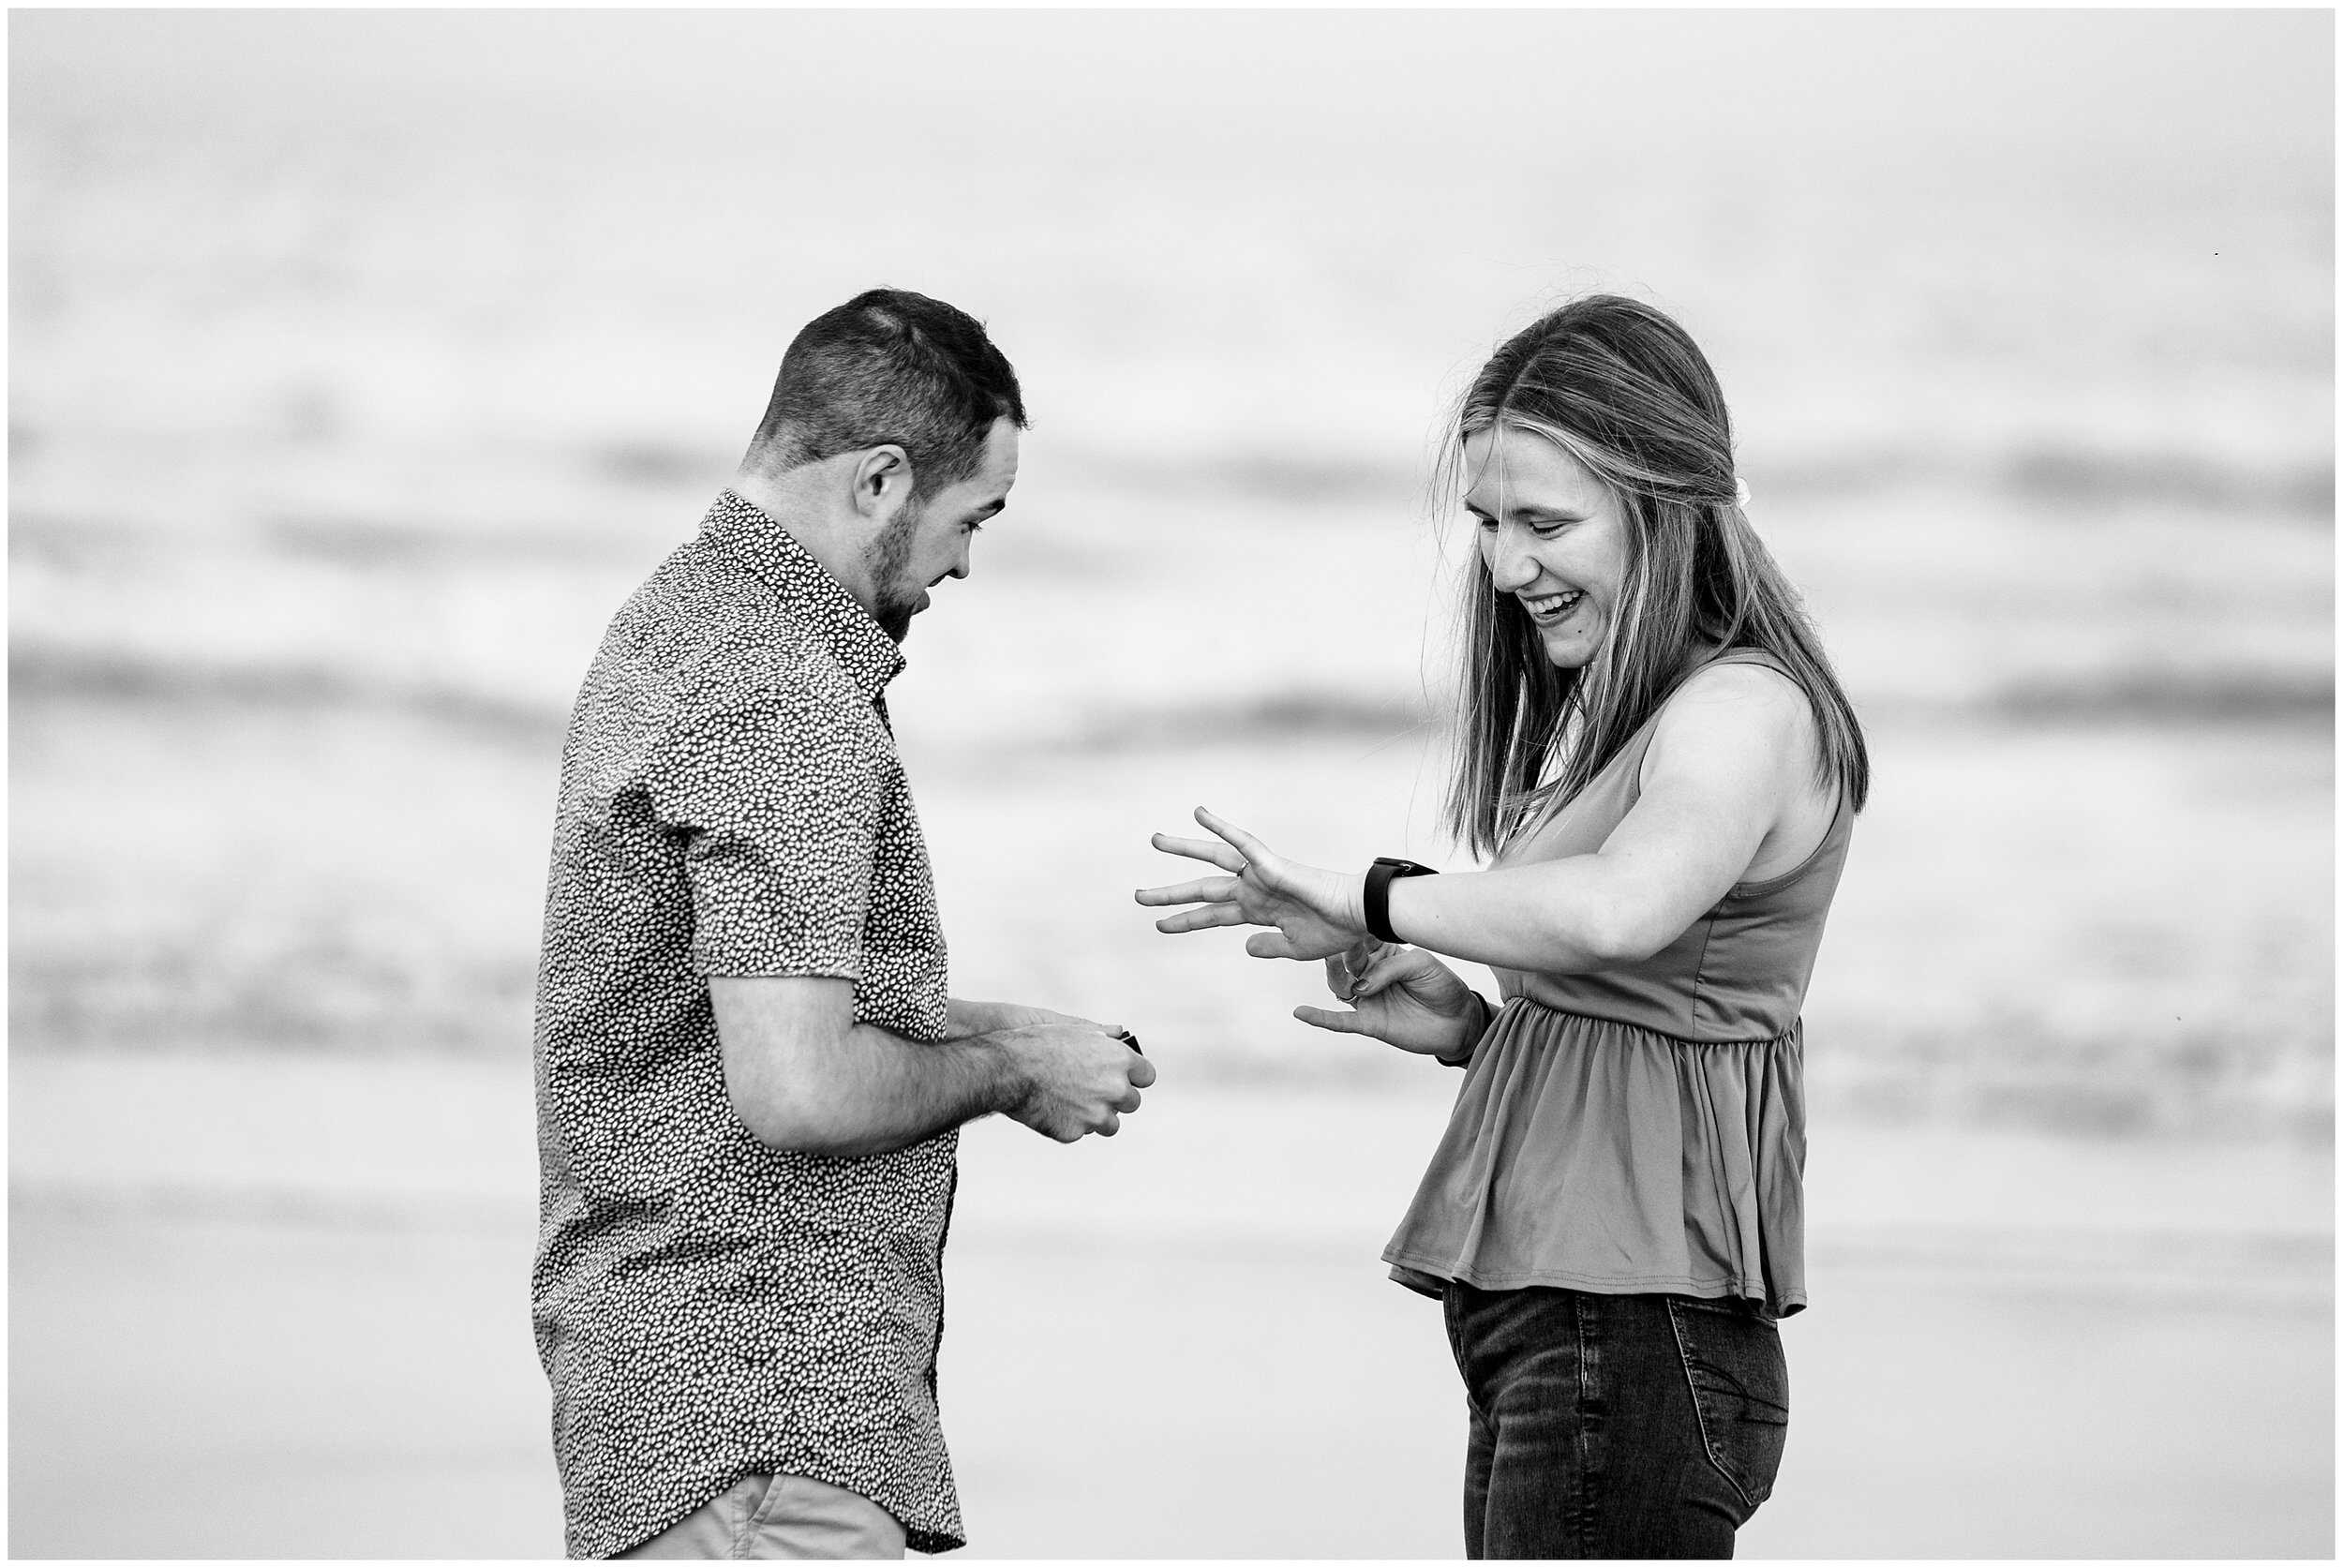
[10, 1052, 2334, 1558]
[8, 7, 2335, 1560]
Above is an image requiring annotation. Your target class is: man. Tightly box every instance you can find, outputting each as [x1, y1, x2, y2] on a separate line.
[532, 288, 1153, 1560]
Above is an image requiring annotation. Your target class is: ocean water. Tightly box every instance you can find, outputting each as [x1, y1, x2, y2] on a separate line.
[7, 11, 2334, 1133]
[9, 19, 2334, 724]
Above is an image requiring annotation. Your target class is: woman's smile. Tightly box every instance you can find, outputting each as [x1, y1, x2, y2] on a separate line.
[1520, 588, 1585, 623]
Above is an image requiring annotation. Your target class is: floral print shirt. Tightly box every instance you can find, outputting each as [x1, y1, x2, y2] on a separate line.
[532, 491, 961, 1558]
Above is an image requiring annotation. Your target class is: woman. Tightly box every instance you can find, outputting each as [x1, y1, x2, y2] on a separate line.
[1136, 294, 1867, 1559]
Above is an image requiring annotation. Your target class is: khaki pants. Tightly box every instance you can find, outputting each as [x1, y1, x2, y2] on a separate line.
[618, 1474, 907, 1561]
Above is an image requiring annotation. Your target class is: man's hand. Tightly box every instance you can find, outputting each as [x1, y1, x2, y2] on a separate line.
[997, 1022, 1157, 1142]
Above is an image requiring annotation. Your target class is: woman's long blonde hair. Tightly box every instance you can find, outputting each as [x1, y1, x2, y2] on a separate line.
[1440, 295, 1870, 859]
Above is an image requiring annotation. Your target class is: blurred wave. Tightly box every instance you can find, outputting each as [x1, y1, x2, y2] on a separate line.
[17, 637, 2335, 756]
[7, 647, 567, 740]
[1766, 446, 2335, 518]
[1994, 670, 2336, 725]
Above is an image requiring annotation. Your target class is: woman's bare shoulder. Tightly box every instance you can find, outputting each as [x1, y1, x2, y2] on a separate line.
[1638, 656, 1825, 802]
[1662, 656, 1816, 734]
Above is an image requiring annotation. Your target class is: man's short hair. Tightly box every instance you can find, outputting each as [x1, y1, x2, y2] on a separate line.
[750, 288, 1027, 497]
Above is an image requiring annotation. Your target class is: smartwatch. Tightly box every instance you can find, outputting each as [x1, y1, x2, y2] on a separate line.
[1364, 857, 1438, 945]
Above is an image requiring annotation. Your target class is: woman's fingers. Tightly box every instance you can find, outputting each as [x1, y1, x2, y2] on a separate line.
[1246, 930, 1311, 960]
[1147, 831, 1246, 874]
[1321, 954, 1354, 1001]
[1192, 806, 1271, 863]
[1151, 903, 1251, 934]
[1329, 938, 1403, 999]
[1292, 1005, 1369, 1034]
[1132, 874, 1242, 908]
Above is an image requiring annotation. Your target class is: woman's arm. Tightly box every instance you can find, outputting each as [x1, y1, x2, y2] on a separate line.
[1139, 662, 1828, 975]
[1387, 663, 1822, 971]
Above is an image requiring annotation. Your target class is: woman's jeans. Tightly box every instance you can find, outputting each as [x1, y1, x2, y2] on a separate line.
[1443, 1282, 1790, 1560]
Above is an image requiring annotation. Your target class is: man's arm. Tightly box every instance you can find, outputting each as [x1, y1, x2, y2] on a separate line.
[942, 996, 1089, 1037]
[712, 976, 1154, 1157]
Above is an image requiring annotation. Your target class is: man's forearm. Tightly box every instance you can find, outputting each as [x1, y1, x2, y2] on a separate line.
[712, 978, 1034, 1157]
[945, 997, 1013, 1038]
[773, 1022, 1029, 1157]
[944, 996, 1077, 1038]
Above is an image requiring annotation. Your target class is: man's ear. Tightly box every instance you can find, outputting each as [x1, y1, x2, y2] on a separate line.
[848, 445, 916, 525]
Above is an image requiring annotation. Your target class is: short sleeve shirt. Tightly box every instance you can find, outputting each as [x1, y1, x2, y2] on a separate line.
[531, 491, 962, 1558]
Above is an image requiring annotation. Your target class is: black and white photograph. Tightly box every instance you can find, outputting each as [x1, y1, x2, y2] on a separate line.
[8, 7, 2334, 1560]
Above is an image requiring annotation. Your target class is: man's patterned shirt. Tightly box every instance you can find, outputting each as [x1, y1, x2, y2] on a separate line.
[531, 490, 962, 1558]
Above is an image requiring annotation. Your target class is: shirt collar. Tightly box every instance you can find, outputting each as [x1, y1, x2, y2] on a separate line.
[700, 489, 906, 698]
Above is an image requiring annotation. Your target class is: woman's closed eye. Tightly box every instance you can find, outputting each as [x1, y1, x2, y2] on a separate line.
[1470, 509, 1576, 537]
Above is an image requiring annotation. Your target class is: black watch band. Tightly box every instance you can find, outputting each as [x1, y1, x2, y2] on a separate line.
[1364, 857, 1438, 945]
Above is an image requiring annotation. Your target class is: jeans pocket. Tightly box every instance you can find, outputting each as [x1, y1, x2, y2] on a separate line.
[1665, 1297, 1790, 1509]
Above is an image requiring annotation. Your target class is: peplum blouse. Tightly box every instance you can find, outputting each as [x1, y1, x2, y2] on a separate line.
[1381, 650, 1852, 1318]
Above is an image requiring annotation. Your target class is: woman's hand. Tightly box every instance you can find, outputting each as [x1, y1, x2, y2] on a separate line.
[1295, 938, 1485, 1059]
[1135, 807, 1367, 963]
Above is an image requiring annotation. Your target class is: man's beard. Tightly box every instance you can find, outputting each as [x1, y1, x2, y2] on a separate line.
[864, 500, 922, 644]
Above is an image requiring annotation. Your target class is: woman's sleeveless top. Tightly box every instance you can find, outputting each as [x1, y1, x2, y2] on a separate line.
[1381, 650, 1852, 1317]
